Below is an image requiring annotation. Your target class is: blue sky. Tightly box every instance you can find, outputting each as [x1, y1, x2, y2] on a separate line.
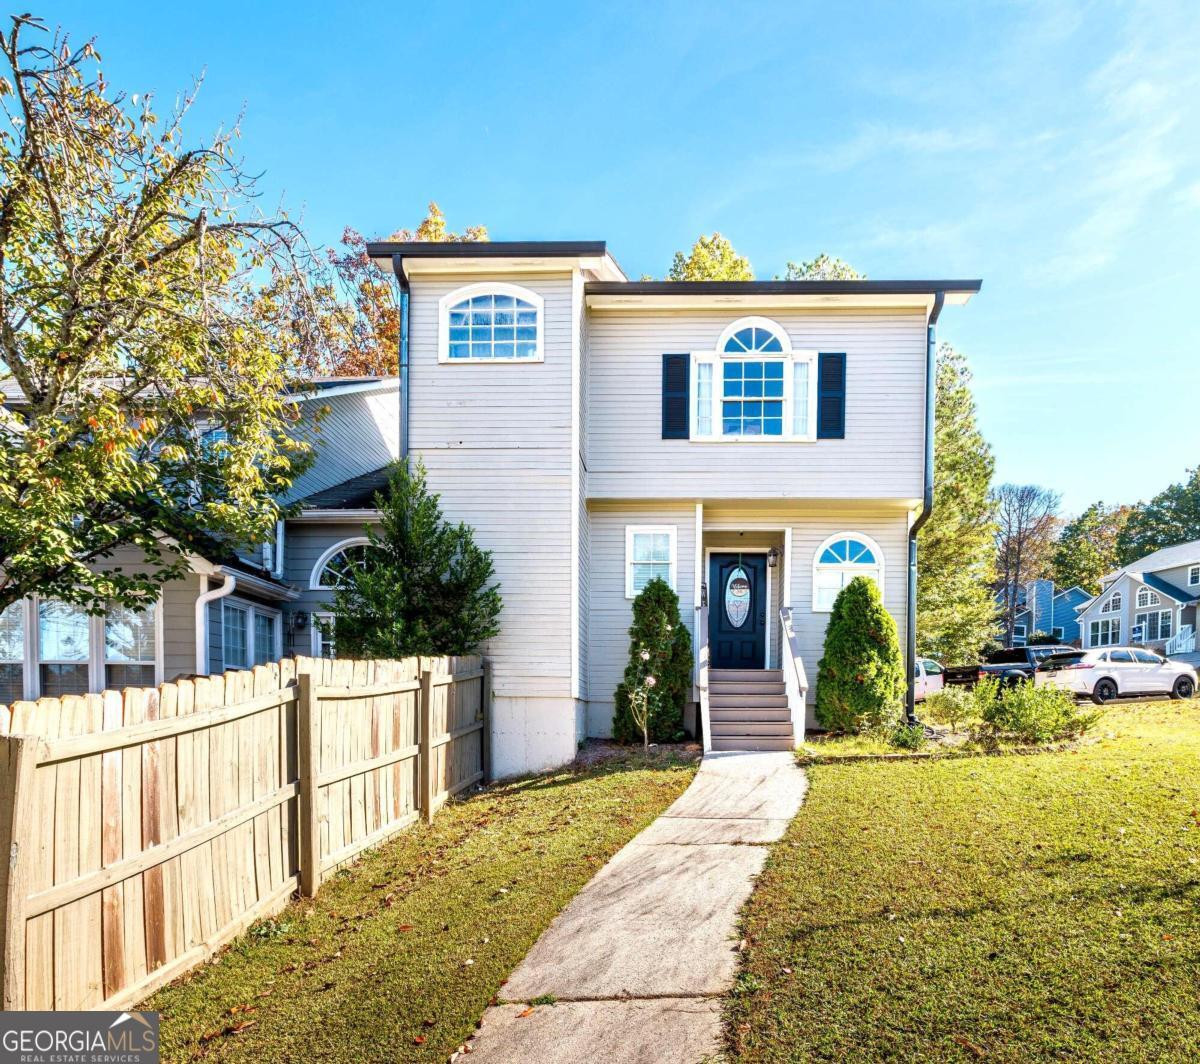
[55, 0, 1200, 514]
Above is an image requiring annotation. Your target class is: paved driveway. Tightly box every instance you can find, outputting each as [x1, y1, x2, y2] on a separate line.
[465, 751, 807, 1063]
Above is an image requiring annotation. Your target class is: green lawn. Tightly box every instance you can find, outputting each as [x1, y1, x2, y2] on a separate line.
[147, 752, 696, 1063]
[726, 700, 1200, 1062]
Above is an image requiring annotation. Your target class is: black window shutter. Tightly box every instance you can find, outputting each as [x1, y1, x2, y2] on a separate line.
[661, 353, 690, 439]
[817, 352, 846, 439]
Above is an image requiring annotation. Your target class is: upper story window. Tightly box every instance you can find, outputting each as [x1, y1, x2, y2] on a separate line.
[692, 317, 817, 442]
[812, 532, 883, 612]
[1101, 591, 1121, 613]
[310, 538, 372, 590]
[1189, 565, 1200, 586]
[1136, 587, 1160, 608]
[438, 282, 544, 363]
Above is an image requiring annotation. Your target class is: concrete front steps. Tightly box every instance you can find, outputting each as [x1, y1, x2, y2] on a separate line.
[709, 668, 795, 751]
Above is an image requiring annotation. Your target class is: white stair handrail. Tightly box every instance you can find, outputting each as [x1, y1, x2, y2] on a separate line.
[697, 603, 712, 753]
[1166, 624, 1196, 656]
[779, 607, 808, 744]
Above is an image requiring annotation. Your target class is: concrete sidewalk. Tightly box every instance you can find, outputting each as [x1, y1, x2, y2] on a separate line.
[464, 751, 807, 1063]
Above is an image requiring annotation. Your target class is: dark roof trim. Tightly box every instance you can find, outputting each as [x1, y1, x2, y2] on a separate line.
[297, 466, 393, 510]
[367, 240, 609, 259]
[585, 279, 982, 296]
[1140, 571, 1198, 605]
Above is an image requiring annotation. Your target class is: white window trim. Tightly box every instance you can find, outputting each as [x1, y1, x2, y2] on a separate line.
[688, 315, 817, 444]
[1135, 587, 1160, 608]
[221, 597, 282, 671]
[437, 281, 545, 364]
[811, 531, 885, 614]
[625, 525, 678, 599]
[1052, 626, 1065, 639]
[21, 595, 164, 699]
[1134, 609, 1173, 642]
[1088, 617, 1121, 647]
[310, 536, 373, 591]
[1100, 591, 1122, 614]
[312, 611, 335, 658]
[1012, 624, 1027, 638]
[1189, 565, 1200, 587]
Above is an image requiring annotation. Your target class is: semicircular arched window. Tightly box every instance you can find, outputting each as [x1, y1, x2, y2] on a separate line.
[723, 324, 785, 354]
[440, 283, 544, 362]
[812, 533, 883, 612]
[311, 540, 372, 590]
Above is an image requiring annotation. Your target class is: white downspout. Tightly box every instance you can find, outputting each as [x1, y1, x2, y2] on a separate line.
[195, 570, 237, 675]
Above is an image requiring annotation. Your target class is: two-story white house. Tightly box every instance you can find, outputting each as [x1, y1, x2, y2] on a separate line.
[0, 240, 981, 778]
[352, 240, 980, 775]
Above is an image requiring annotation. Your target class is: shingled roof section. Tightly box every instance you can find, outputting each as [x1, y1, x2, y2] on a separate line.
[297, 467, 392, 510]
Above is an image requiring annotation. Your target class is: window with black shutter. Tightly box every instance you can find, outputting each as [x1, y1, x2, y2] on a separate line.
[661, 353, 690, 439]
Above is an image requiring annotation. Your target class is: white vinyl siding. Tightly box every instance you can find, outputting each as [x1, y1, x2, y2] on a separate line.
[586, 308, 927, 499]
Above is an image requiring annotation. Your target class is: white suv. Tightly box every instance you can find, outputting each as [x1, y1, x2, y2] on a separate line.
[1036, 647, 1198, 704]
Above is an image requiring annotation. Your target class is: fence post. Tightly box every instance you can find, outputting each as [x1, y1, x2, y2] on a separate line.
[296, 670, 321, 897]
[481, 660, 492, 785]
[419, 668, 435, 824]
[0, 735, 40, 1009]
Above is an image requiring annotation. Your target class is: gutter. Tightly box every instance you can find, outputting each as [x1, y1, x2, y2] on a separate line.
[391, 254, 411, 461]
[905, 290, 944, 725]
[195, 571, 237, 675]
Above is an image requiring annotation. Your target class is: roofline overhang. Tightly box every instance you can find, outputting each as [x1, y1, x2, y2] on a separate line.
[585, 279, 980, 311]
[287, 378, 399, 403]
[216, 565, 299, 601]
[367, 240, 627, 283]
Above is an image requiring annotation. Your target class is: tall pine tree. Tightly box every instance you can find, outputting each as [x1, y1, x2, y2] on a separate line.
[917, 343, 998, 664]
[328, 461, 501, 657]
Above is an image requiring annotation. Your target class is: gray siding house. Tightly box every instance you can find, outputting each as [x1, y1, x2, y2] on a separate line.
[1, 241, 981, 779]
[1075, 540, 1200, 660]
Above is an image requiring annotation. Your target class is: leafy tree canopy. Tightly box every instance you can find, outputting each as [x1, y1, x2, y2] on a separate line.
[0, 16, 331, 613]
[781, 253, 863, 280]
[328, 461, 501, 658]
[667, 232, 754, 281]
[917, 343, 998, 664]
[1051, 502, 1131, 593]
[1116, 467, 1200, 565]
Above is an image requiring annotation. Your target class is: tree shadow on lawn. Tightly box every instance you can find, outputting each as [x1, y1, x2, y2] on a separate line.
[150, 751, 697, 1064]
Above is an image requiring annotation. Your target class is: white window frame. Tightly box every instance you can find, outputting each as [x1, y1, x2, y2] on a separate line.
[221, 597, 282, 671]
[1100, 591, 1122, 613]
[691, 317, 817, 443]
[1134, 609, 1172, 643]
[1089, 617, 1121, 647]
[438, 281, 545, 364]
[14, 595, 165, 699]
[310, 537, 373, 591]
[625, 525, 677, 599]
[1135, 587, 1160, 608]
[1012, 624, 1027, 640]
[1189, 565, 1200, 587]
[1052, 626, 1065, 639]
[312, 611, 335, 659]
[811, 532, 885, 613]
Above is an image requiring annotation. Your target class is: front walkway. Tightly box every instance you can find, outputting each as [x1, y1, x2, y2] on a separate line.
[465, 751, 808, 1063]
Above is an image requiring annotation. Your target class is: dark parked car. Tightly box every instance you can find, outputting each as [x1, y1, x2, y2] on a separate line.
[944, 645, 1072, 688]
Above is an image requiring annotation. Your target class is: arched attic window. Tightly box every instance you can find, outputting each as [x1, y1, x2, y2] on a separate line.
[439, 282, 544, 362]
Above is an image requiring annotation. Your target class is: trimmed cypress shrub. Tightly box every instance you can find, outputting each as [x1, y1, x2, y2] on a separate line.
[815, 576, 905, 733]
[612, 578, 693, 744]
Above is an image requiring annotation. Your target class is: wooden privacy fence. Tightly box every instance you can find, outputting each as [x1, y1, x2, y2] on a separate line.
[0, 654, 489, 1012]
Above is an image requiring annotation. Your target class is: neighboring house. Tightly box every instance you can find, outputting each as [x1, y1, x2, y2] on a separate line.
[1074, 540, 1200, 660]
[1004, 579, 1091, 646]
[1, 241, 981, 776]
[0, 377, 397, 706]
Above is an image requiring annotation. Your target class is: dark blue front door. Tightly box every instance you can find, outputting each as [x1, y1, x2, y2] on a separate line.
[709, 553, 767, 670]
